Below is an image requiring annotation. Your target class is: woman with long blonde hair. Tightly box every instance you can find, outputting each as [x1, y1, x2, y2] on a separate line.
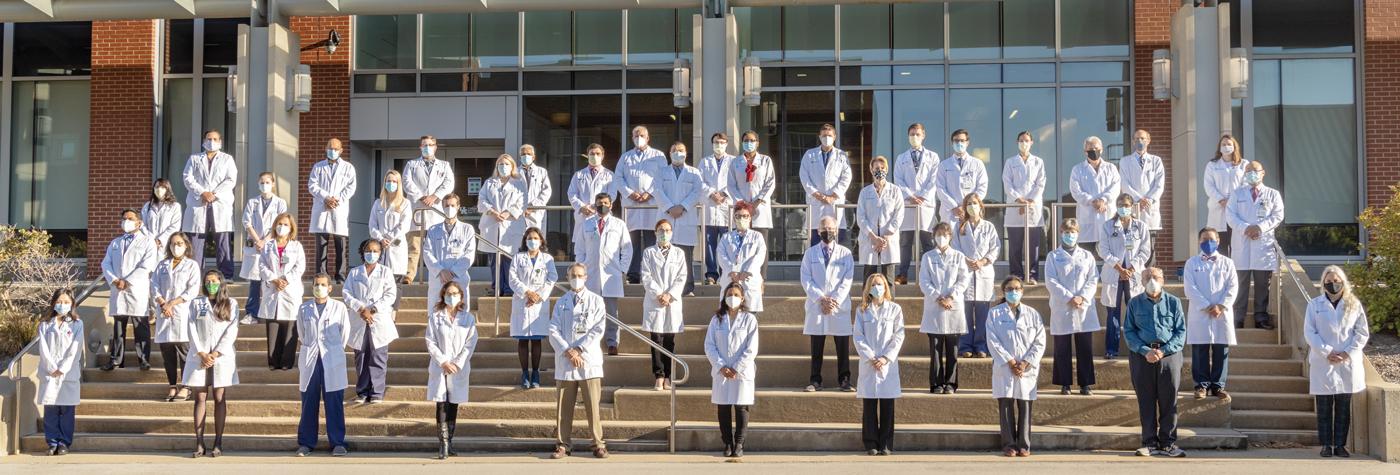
[853, 272, 905, 455]
[368, 169, 412, 281]
[1305, 265, 1370, 458]
[952, 192, 1000, 359]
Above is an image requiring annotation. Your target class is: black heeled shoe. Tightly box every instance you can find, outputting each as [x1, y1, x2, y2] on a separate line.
[723, 444, 734, 457]
[210, 446, 222, 458]
[193, 444, 206, 458]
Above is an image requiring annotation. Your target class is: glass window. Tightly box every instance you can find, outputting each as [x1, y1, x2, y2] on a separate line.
[203, 18, 248, 73]
[1002, 88, 1057, 200]
[355, 15, 416, 69]
[950, 64, 1001, 84]
[840, 90, 894, 185]
[949, 89, 1002, 196]
[574, 71, 622, 89]
[162, 79, 193, 202]
[627, 93, 691, 150]
[1253, 0, 1354, 54]
[892, 65, 944, 85]
[782, 67, 836, 87]
[1058, 86, 1128, 201]
[422, 14, 471, 69]
[521, 94, 622, 257]
[473, 12, 519, 68]
[524, 72, 571, 91]
[525, 11, 572, 66]
[783, 6, 835, 61]
[1061, 0, 1130, 57]
[421, 72, 518, 92]
[628, 9, 680, 65]
[678, 7, 699, 61]
[1002, 63, 1054, 83]
[167, 20, 195, 74]
[892, 90, 946, 159]
[9, 81, 91, 230]
[353, 73, 416, 93]
[1002, 0, 1054, 59]
[736, 91, 835, 259]
[840, 4, 891, 62]
[575, 95, 624, 158]
[627, 70, 673, 89]
[1061, 61, 1129, 82]
[575, 10, 622, 65]
[892, 3, 943, 61]
[736, 7, 782, 61]
[840, 66, 892, 86]
[12, 22, 91, 76]
[948, 2, 1000, 60]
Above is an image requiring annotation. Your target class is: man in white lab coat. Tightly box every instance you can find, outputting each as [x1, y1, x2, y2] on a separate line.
[616, 125, 668, 283]
[800, 216, 855, 392]
[799, 123, 853, 247]
[308, 137, 357, 283]
[1119, 129, 1165, 266]
[1227, 161, 1285, 330]
[567, 143, 617, 248]
[422, 194, 477, 313]
[894, 123, 939, 285]
[1069, 136, 1121, 247]
[516, 143, 553, 232]
[1183, 228, 1238, 402]
[101, 209, 159, 371]
[182, 129, 238, 278]
[295, 274, 351, 457]
[402, 135, 455, 284]
[655, 142, 704, 296]
[933, 129, 988, 223]
[548, 264, 609, 459]
[699, 133, 734, 285]
[578, 193, 632, 355]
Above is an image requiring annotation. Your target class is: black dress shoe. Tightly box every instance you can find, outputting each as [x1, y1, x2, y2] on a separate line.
[47, 445, 58, 456]
[1079, 386, 1093, 396]
[866, 449, 879, 456]
[1320, 446, 1333, 457]
[1258, 321, 1277, 330]
[1333, 446, 1350, 458]
[733, 443, 744, 458]
[55, 445, 69, 455]
[140, 362, 152, 371]
[1060, 386, 1071, 395]
[723, 444, 734, 457]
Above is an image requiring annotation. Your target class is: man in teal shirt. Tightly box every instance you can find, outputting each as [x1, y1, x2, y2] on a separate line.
[1124, 267, 1187, 458]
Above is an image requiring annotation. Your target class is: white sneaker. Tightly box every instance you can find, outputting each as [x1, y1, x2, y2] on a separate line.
[1135, 447, 1153, 456]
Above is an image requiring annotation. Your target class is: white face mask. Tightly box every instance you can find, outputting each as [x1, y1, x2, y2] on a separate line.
[259, 182, 274, 195]
[444, 206, 460, 219]
[1018, 141, 1032, 154]
[202, 139, 221, 152]
[172, 244, 187, 256]
[1145, 279, 1163, 295]
[570, 276, 587, 290]
[520, 154, 534, 166]
[444, 294, 461, 307]
[725, 295, 743, 308]
[497, 164, 512, 177]
[122, 219, 139, 233]
[671, 152, 686, 165]
[313, 285, 330, 299]
[908, 135, 923, 149]
[276, 225, 291, 237]
[633, 136, 648, 149]
[154, 187, 166, 199]
[713, 143, 727, 157]
[364, 252, 380, 264]
[819, 135, 835, 148]
[935, 235, 951, 249]
[588, 154, 603, 167]
[1220, 144, 1235, 156]
[735, 217, 751, 231]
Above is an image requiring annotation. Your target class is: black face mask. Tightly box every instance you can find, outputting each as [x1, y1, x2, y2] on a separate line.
[596, 204, 611, 216]
[1086, 150, 1101, 160]
[1324, 281, 1342, 294]
[820, 230, 837, 244]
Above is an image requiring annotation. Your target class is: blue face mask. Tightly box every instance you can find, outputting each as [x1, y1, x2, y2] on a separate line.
[384, 181, 399, 193]
[420, 145, 434, 157]
[1061, 232, 1078, 247]
[363, 252, 379, 264]
[741, 141, 758, 153]
[1117, 207, 1133, 218]
[952, 141, 968, 154]
[53, 303, 72, 315]
[1005, 290, 1023, 304]
[1200, 239, 1219, 255]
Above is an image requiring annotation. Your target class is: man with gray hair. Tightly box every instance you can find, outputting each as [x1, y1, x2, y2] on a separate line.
[1123, 266, 1187, 458]
[615, 125, 667, 283]
[1069, 136, 1121, 248]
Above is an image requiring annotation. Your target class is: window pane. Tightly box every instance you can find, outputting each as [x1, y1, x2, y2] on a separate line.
[783, 6, 835, 61]
[353, 73, 416, 93]
[521, 95, 576, 257]
[12, 22, 91, 76]
[422, 14, 471, 69]
[1058, 87, 1128, 201]
[892, 3, 943, 61]
[892, 65, 944, 85]
[1061, 61, 1128, 82]
[1258, 59, 1357, 230]
[678, 8, 699, 61]
[950, 64, 1001, 84]
[949, 89, 1002, 196]
[839, 90, 894, 190]
[421, 72, 518, 92]
[203, 18, 248, 73]
[1003, 88, 1057, 200]
[355, 15, 416, 69]
[893, 90, 945, 160]
[736, 7, 782, 61]
[627, 70, 673, 89]
[574, 71, 622, 89]
[948, 2, 1000, 60]
[577, 95, 625, 163]
[575, 11, 622, 65]
[1061, 0, 1130, 57]
[1003, 0, 1054, 59]
[167, 20, 194, 74]
[1002, 63, 1054, 83]
[10, 81, 90, 230]
[1253, 0, 1354, 54]
[524, 11, 571, 67]
[201, 77, 235, 169]
[473, 12, 519, 68]
[628, 9, 679, 65]
[840, 4, 891, 62]
[162, 79, 193, 202]
[839, 66, 892, 86]
[627, 93, 691, 148]
[783, 67, 836, 87]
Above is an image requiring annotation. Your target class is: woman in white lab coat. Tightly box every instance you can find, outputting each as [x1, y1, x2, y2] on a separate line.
[152, 233, 199, 402]
[37, 289, 83, 456]
[101, 209, 159, 371]
[918, 222, 970, 394]
[706, 282, 759, 459]
[1097, 193, 1151, 359]
[480, 154, 526, 296]
[854, 273, 905, 456]
[425, 281, 480, 460]
[308, 138, 357, 283]
[728, 131, 777, 275]
[567, 143, 616, 248]
[952, 194, 1000, 360]
[642, 220, 688, 391]
[259, 213, 305, 370]
[368, 169, 412, 281]
[1003, 131, 1046, 284]
[508, 227, 556, 389]
[142, 178, 182, 250]
[718, 201, 767, 313]
[183, 270, 239, 458]
[1045, 218, 1101, 395]
[986, 276, 1045, 457]
[856, 155, 904, 281]
[240, 172, 288, 323]
[1204, 134, 1248, 255]
[1183, 227, 1238, 401]
[344, 240, 400, 404]
[1305, 266, 1369, 458]
[1068, 136, 1121, 245]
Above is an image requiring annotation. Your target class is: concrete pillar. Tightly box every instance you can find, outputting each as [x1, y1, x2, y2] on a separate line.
[696, 10, 738, 155]
[236, 20, 308, 251]
[1168, 4, 1232, 261]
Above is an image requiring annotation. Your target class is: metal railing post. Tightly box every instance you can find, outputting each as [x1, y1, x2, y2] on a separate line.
[1023, 203, 1031, 282]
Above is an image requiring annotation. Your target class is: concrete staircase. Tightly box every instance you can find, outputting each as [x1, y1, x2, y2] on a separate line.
[20, 281, 1314, 454]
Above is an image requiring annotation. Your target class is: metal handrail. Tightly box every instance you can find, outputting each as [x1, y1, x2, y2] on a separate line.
[1273, 243, 1315, 347]
[2, 275, 107, 377]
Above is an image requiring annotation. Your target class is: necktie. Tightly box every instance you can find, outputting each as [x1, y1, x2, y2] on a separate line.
[822, 245, 831, 266]
[913, 149, 922, 170]
[523, 167, 532, 199]
[1251, 187, 1259, 201]
[1138, 154, 1145, 169]
[598, 218, 605, 235]
[590, 166, 598, 178]
[745, 157, 757, 182]
[674, 166, 682, 179]
[822, 150, 831, 168]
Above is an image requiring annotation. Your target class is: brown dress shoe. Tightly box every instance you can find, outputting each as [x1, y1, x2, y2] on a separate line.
[1003, 448, 1017, 457]
[592, 447, 610, 458]
[1018, 448, 1030, 457]
[1193, 388, 1207, 399]
[550, 446, 570, 459]
[1215, 389, 1232, 402]
[895, 276, 908, 285]
[607, 346, 619, 356]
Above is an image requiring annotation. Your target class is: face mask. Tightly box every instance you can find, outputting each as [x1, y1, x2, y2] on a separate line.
[498, 164, 512, 177]
[172, 244, 187, 256]
[735, 217, 751, 231]
[1005, 290, 1023, 304]
[122, 219, 139, 233]
[1135, 140, 1148, 152]
[202, 139, 221, 152]
[1086, 149, 1101, 161]
[1117, 207, 1133, 218]
[53, 303, 72, 315]
[1220, 145, 1235, 156]
[588, 154, 603, 166]
[444, 294, 461, 307]
[657, 232, 672, 245]
[154, 187, 166, 199]
[819, 135, 835, 147]
[525, 239, 541, 251]
[326, 149, 340, 161]
[820, 230, 837, 244]
[1244, 171, 1262, 185]
[364, 252, 380, 264]
[384, 181, 399, 193]
[869, 284, 885, 298]
[421, 145, 435, 158]
[1017, 141, 1032, 154]
[1145, 279, 1163, 295]
[713, 143, 727, 156]
[205, 282, 221, 295]
[908, 135, 923, 149]
[1061, 232, 1078, 248]
[259, 182, 274, 195]
[570, 277, 587, 290]
[952, 142, 968, 154]
[313, 285, 330, 299]
[1324, 281, 1342, 295]
[872, 170, 887, 181]
[276, 225, 291, 237]
[520, 154, 534, 167]
[444, 206, 460, 218]
[966, 206, 982, 219]
[935, 235, 951, 248]
[633, 136, 648, 149]
[725, 296, 744, 308]
[595, 204, 611, 216]
[1200, 239, 1219, 255]
[741, 141, 758, 153]
[671, 152, 686, 165]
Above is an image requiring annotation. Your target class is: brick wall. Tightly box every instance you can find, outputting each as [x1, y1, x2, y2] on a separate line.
[1366, 1, 1400, 209]
[1134, 0, 1176, 269]
[289, 16, 353, 259]
[87, 20, 157, 277]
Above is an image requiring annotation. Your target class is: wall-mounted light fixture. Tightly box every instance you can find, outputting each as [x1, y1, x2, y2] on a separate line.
[1152, 49, 1171, 101]
[672, 59, 692, 108]
[1228, 47, 1249, 99]
[326, 29, 340, 55]
[742, 56, 762, 107]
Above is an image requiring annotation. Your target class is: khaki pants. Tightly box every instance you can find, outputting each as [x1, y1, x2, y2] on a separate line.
[404, 230, 424, 281]
[555, 378, 604, 451]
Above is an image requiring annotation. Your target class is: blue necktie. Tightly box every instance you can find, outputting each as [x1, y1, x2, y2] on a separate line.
[822, 245, 831, 266]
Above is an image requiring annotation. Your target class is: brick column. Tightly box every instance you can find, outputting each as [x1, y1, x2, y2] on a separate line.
[1365, 1, 1400, 208]
[87, 20, 157, 277]
[1134, 0, 1176, 269]
[289, 16, 352, 262]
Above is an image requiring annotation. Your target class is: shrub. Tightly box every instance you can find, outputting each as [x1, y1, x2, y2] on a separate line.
[0, 226, 78, 363]
[1349, 185, 1400, 334]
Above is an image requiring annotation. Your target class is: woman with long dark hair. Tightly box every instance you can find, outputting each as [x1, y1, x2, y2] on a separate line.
[38, 288, 83, 455]
[508, 226, 556, 389]
[152, 232, 198, 402]
[425, 281, 479, 459]
[706, 282, 758, 458]
[183, 270, 239, 457]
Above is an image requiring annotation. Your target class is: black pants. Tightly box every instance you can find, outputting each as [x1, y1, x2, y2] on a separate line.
[1007, 226, 1044, 281]
[717, 404, 751, 447]
[109, 315, 151, 367]
[755, 228, 770, 275]
[267, 321, 298, 369]
[1052, 332, 1096, 387]
[316, 233, 349, 283]
[809, 335, 851, 386]
[1218, 228, 1233, 257]
[1146, 230, 1158, 268]
[927, 333, 960, 390]
[627, 229, 657, 282]
[677, 244, 696, 295]
[1233, 270, 1274, 327]
[1316, 393, 1353, 448]
[896, 230, 934, 280]
[650, 332, 677, 378]
[997, 398, 1033, 451]
[861, 398, 895, 451]
[191, 207, 235, 278]
[863, 264, 895, 282]
[1129, 351, 1182, 448]
[159, 342, 188, 386]
[436, 400, 459, 440]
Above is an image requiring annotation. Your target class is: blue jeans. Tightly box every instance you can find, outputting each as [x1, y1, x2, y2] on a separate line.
[1104, 280, 1131, 356]
[1191, 344, 1230, 390]
[245, 280, 262, 319]
[703, 226, 725, 280]
[298, 356, 346, 450]
[43, 405, 75, 448]
[958, 300, 990, 354]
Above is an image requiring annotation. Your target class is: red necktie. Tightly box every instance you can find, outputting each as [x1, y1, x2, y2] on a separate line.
[597, 218, 605, 234]
[1251, 187, 1259, 201]
[745, 157, 757, 182]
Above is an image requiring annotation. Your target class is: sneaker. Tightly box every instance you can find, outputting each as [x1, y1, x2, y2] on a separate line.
[550, 446, 570, 459]
[1105, 354, 1117, 360]
[1027, 279, 1038, 286]
[1158, 445, 1186, 457]
[296, 446, 312, 457]
[1060, 386, 1071, 396]
[1079, 386, 1093, 396]
[1333, 446, 1350, 458]
[840, 382, 855, 392]
[592, 447, 609, 459]
[945, 386, 957, 394]
[239, 316, 255, 325]
[1135, 447, 1153, 456]
[332, 446, 348, 457]
[367, 398, 383, 404]
[804, 384, 820, 392]
[1214, 389, 1232, 402]
[1193, 388, 1207, 399]
[705, 277, 717, 285]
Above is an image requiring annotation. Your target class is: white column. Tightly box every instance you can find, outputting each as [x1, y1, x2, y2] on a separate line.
[1169, 4, 1233, 260]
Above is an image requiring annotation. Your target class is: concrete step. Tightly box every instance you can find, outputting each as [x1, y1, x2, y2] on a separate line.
[20, 433, 665, 454]
[1230, 410, 1318, 431]
[60, 415, 672, 440]
[81, 383, 569, 403]
[1238, 429, 1320, 447]
[73, 399, 617, 421]
[1225, 375, 1309, 394]
[1226, 392, 1317, 412]
[223, 281, 1183, 299]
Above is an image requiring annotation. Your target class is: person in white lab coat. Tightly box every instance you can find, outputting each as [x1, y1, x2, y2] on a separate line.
[516, 143, 553, 232]
[1228, 161, 1285, 330]
[38, 289, 83, 456]
[344, 240, 399, 404]
[402, 135, 455, 284]
[953, 194, 1001, 359]
[700, 133, 735, 285]
[567, 143, 617, 249]
[1183, 227, 1238, 402]
[857, 155, 904, 281]
[1097, 194, 1151, 359]
[425, 281, 479, 460]
[707, 282, 759, 459]
[423, 193, 478, 313]
[182, 129, 237, 278]
[934, 129, 988, 223]
[295, 274, 351, 457]
[141, 178, 182, 251]
[101, 209, 159, 371]
[1305, 266, 1370, 458]
[548, 264, 610, 459]
[368, 170, 412, 280]
[1069, 136, 1121, 246]
[259, 213, 305, 370]
[1204, 134, 1248, 255]
[509, 227, 556, 389]
[308, 137, 357, 283]
[854, 273, 905, 456]
[1045, 218, 1100, 395]
[987, 277, 1045, 457]
[240, 172, 288, 323]
[1119, 129, 1165, 265]
[184, 270, 239, 458]
[617, 126, 668, 283]
[800, 123, 853, 247]
[655, 141, 704, 296]
[895, 123, 939, 285]
[1004, 131, 1046, 284]
[728, 130, 776, 275]
[642, 220, 688, 391]
[152, 233, 198, 402]
[801, 216, 855, 393]
[479, 154, 526, 296]
[578, 193, 631, 354]
[719, 201, 767, 314]
[919, 222, 970, 394]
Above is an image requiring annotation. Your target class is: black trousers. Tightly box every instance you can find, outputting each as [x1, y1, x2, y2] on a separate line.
[159, 342, 188, 386]
[717, 404, 751, 447]
[896, 230, 935, 280]
[677, 244, 696, 295]
[997, 398, 1033, 451]
[1052, 332, 1096, 387]
[1233, 269, 1274, 326]
[267, 321, 298, 369]
[627, 229, 657, 282]
[110, 315, 151, 367]
[650, 332, 677, 378]
[863, 264, 895, 282]
[1129, 351, 1182, 448]
[861, 398, 896, 451]
[809, 335, 851, 386]
[1007, 226, 1044, 281]
[436, 399, 460, 440]
[1218, 228, 1233, 257]
[316, 233, 349, 283]
[755, 228, 771, 275]
[1316, 393, 1353, 448]
[927, 333, 960, 390]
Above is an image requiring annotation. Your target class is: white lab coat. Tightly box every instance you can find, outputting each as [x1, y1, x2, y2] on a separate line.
[1304, 295, 1370, 395]
[728, 153, 777, 229]
[402, 157, 456, 231]
[508, 251, 557, 338]
[718, 229, 767, 312]
[102, 232, 158, 317]
[1069, 160, 1121, 243]
[548, 289, 607, 381]
[1044, 246, 1101, 336]
[1096, 218, 1151, 307]
[297, 299, 351, 393]
[799, 146, 853, 228]
[566, 166, 616, 245]
[1183, 253, 1239, 345]
[181, 151, 237, 233]
[150, 257, 199, 344]
[918, 247, 971, 335]
[367, 198, 412, 275]
[36, 318, 83, 406]
[951, 219, 1000, 302]
[699, 154, 734, 227]
[425, 307, 479, 404]
[182, 297, 240, 388]
[141, 201, 182, 248]
[307, 158, 357, 236]
[800, 243, 854, 336]
[1002, 154, 1046, 228]
[578, 215, 631, 298]
[258, 240, 306, 321]
[1119, 152, 1165, 230]
[615, 146, 668, 231]
[933, 155, 989, 223]
[705, 311, 759, 405]
[478, 176, 526, 255]
[1204, 159, 1250, 230]
[856, 182, 905, 265]
[517, 164, 553, 231]
[641, 245, 688, 334]
[423, 221, 478, 311]
[987, 303, 1047, 400]
[894, 148, 940, 232]
[239, 195, 288, 280]
[343, 264, 400, 350]
[1226, 184, 1285, 271]
[655, 163, 705, 246]
[854, 302, 906, 400]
